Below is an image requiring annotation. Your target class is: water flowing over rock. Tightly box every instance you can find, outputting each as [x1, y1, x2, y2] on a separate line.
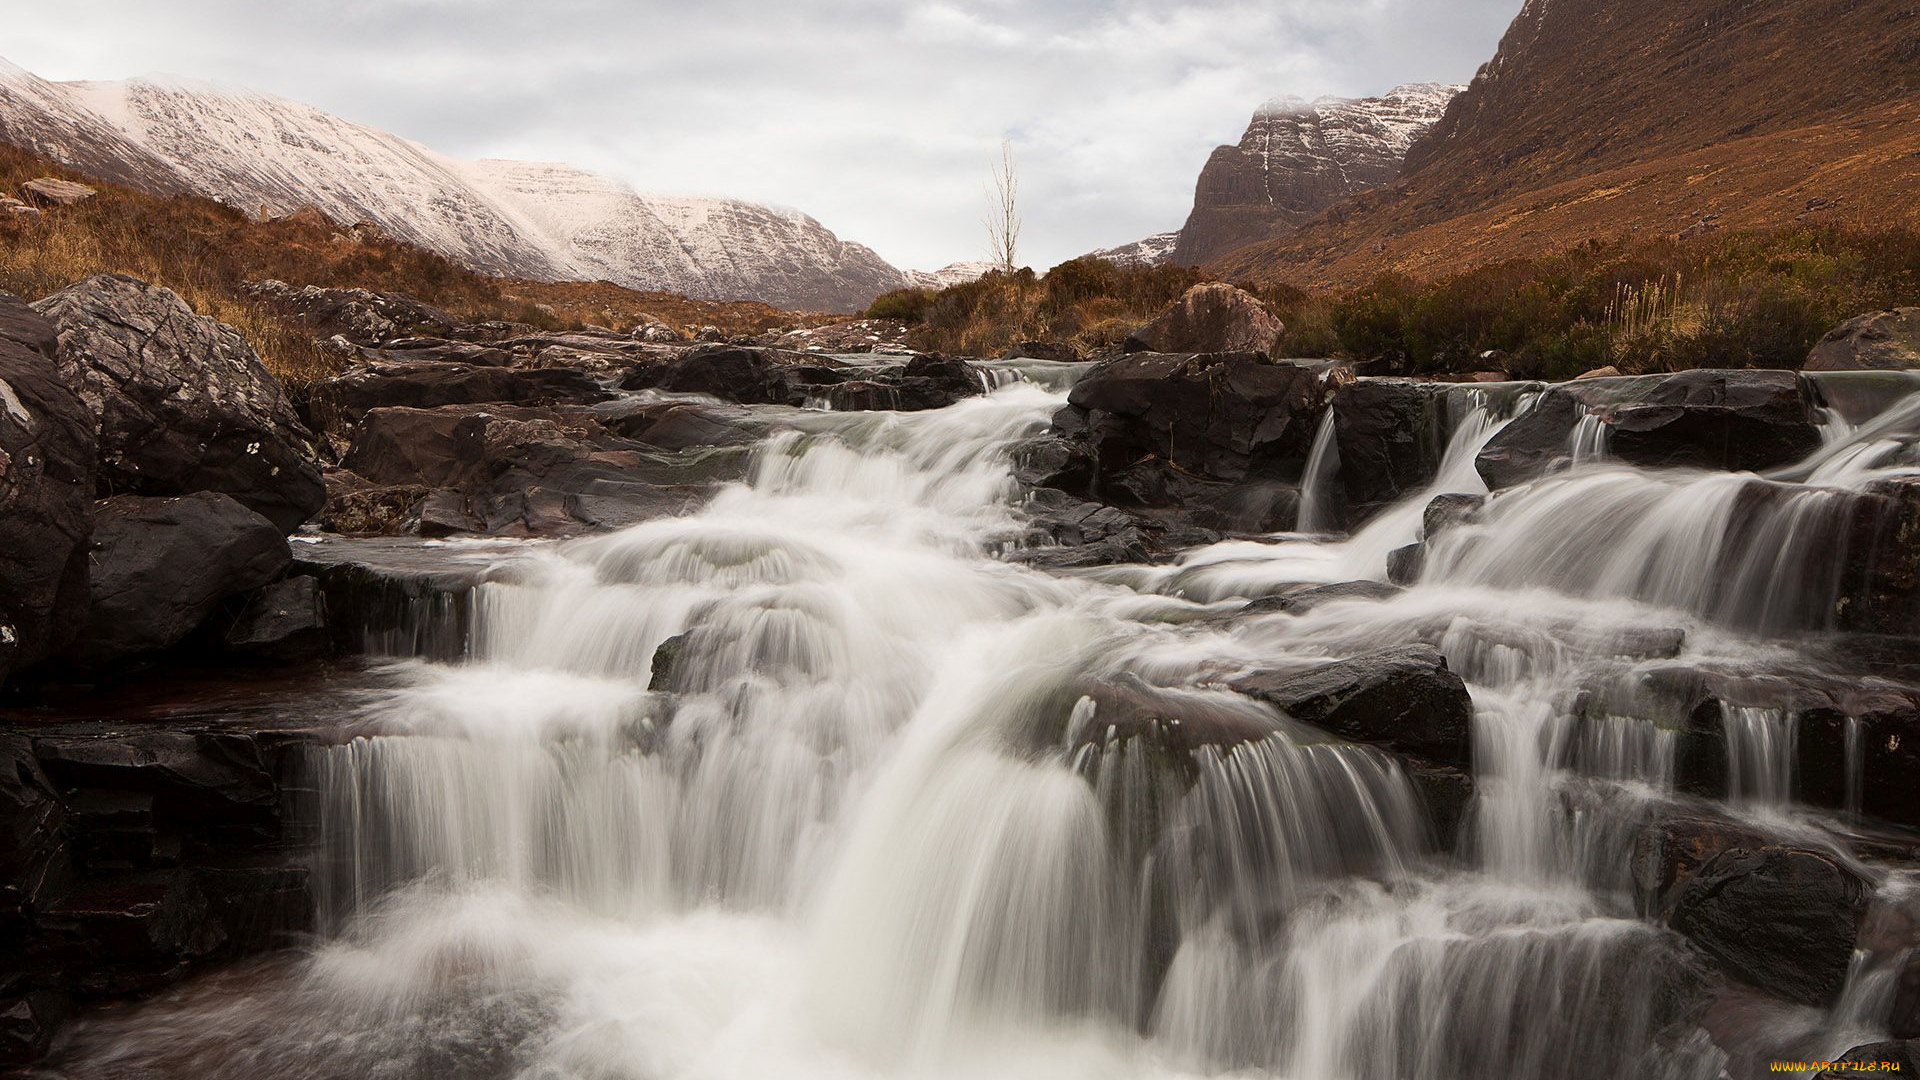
[0, 293, 96, 685]
[1476, 370, 1822, 489]
[17, 363, 1920, 1079]
[34, 275, 325, 532]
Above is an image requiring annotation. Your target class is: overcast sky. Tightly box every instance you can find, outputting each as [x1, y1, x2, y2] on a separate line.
[6, 0, 1518, 271]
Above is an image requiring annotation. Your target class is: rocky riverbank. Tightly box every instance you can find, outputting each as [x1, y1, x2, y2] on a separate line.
[4, 270, 1920, 1072]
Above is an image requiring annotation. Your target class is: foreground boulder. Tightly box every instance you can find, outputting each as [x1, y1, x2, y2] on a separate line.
[1476, 370, 1822, 489]
[34, 275, 325, 532]
[1806, 308, 1920, 371]
[1231, 644, 1474, 765]
[0, 295, 96, 685]
[1662, 844, 1869, 1009]
[1124, 283, 1283, 355]
[71, 493, 291, 665]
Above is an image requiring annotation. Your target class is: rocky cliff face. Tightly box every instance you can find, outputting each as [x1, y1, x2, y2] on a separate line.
[0, 58, 911, 312]
[1170, 83, 1460, 265]
[1213, 0, 1920, 287]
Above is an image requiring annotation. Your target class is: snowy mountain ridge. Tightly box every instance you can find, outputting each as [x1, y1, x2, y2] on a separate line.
[0, 58, 909, 311]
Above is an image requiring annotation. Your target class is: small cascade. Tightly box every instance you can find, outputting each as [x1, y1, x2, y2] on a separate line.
[1295, 407, 1341, 533]
[1569, 409, 1609, 464]
[1722, 705, 1797, 809]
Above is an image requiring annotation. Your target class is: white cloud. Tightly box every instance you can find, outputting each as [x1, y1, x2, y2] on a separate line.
[1, 0, 1518, 271]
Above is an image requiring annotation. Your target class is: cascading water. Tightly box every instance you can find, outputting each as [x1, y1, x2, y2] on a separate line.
[1295, 407, 1340, 533]
[47, 370, 1920, 1080]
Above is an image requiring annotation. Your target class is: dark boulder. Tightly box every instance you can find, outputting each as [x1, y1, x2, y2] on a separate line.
[1664, 845, 1869, 1009]
[1806, 308, 1920, 371]
[1065, 351, 1325, 486]
[223, 576, 329, 662]
[34, 274, 325, 531]
[1123, 283, 1283, 355]
[71, 493, 291, 665]
[618, 344, 816, 405]
[0, 295, 96, 686]
[1476, 371, 1822, 490]
[302, 362, 611, 432]
[338, 405, 725, 537]
[1231, 644, 1474, 765]
[1332, 380, 1442, 515]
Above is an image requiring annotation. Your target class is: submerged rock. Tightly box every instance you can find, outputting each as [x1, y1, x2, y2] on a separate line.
[35, 275, 325, 532]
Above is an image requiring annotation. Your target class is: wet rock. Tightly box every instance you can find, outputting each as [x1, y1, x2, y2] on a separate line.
[1386, 542, 1425, 585]
[292, 536, 489, 659]
[223, 576, 329, 662]
[1404, 761, 1475, 854]
[301, 362, 612, 431]
[649, 633, 687, 692]
[243, 279, 456, 346]
[317, 469, 427, 535]
[71, 493, 291, 665]
[1475, 390, 1583, 490]
[1332, 380, 1442, 516]
[1806, 308, 1920, 371]
[1422, 493, 1484, 539]
[35, 274, 325, 531]
[1629, 811, 1777, 917]
[1071, 674, 1282, 756]
[1012, 488, 1155, 568]
[1064, 351, 1325, 488]
[372, 338, 516, 366]
[1664, 845, 1869, 1009]
[1241, 580, 1405, 616]
[0, 295, 96, 686]
[1123, 283, 1283, 355]
[1476, 371, 1822, 489]
[593, 398, 772, 451]
[619, 344, 821, 405]
[339, 404, 721, 537]
[1231, 644, 1474, 765]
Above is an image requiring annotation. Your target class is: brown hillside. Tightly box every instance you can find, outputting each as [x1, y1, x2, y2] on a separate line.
[1216, 0, 1920, 287]
[0, 142, 819, 385]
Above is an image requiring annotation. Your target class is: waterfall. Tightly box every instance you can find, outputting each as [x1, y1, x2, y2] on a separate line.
[1295, 408, 1340, 533]
[47, 375, 1920, 1080]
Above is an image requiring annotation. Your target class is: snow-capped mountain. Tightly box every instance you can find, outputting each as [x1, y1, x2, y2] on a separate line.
[0, 58, 910, 311]
[904, 261, 996, 290]
[1172, 83, 1461, 265]
[1087, 231, 1180, 267]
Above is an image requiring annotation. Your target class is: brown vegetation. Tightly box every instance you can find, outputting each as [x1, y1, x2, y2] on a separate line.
[0, 142, 815, 388]
[892, 225, 1920, 380]
[1214, 0, 1920, 291]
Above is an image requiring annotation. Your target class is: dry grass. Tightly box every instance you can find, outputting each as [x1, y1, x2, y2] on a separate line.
[0, 142, 816, 388]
